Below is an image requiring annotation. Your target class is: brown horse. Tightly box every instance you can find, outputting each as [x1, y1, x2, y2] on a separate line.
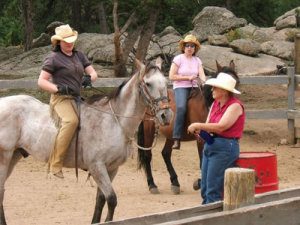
[137, 60, 239, 194]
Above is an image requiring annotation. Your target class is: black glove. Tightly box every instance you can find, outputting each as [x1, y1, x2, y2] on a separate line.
[82, 74, 92, 88]
[57, 85, 75, 95]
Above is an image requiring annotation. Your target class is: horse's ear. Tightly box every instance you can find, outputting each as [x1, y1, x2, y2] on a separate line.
[135, 58, 146, 80]
[216, 60, 222, 73]
[229, 60, 235, 72]
[155, 57, 162, 69]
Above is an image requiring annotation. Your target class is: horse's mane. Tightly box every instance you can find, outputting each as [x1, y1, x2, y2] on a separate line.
[85, 80, 128, 105]
[144, 63, 162, 77]
[85, 62, 161, 105]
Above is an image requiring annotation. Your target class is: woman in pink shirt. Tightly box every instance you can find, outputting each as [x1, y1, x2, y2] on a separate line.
[169, 34, 206, 149]
[188, 73, 245, 204]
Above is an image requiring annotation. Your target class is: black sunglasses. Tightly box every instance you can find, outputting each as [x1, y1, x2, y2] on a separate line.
[184, 43, 195, 48]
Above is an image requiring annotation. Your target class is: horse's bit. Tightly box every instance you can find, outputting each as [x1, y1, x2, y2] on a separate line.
[138, 79, 170, 115]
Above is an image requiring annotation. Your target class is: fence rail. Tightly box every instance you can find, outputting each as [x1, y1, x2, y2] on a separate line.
[0, 68, 298, 120]
[1, 67, 299, 143]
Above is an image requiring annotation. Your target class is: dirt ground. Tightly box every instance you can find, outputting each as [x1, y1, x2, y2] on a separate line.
[3, 84, 300, 224]
[3, 118, 300, 225]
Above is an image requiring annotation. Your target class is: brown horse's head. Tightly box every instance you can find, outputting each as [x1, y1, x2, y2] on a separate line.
[216, 60, 239, 86]
[203, 60, 239, 108]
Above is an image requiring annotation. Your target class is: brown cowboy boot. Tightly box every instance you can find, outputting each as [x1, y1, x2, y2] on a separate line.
[172, 139, 181, 150]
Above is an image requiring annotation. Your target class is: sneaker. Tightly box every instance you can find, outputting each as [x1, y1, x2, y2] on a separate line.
[53, 171, 64, 179]
[47, 171, 64, 179]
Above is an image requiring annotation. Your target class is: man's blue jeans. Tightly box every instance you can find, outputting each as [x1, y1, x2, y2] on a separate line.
[200, 137, 240, 204]
[173, 88, 191, 139]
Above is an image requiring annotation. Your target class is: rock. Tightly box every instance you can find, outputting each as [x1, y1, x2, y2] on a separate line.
[208, 34, 229, 47]
[274, 7, 300, 29]
[261, 41, 294, 61]
[32, 33, 51, 48]
[198, 45, 284, 76]
[275, 15, 296, 30]
[229, 39, 261, 56]
[192, 6, 247, 41]
[158, 26, 181, 37]
[76, 33, 115, 57]
[280, 139, 288, 145]
[0, 46, 23, 62]
[0, 46, 51, 78]
[236, 24, 258, 39]
[46, 21, 65, 35]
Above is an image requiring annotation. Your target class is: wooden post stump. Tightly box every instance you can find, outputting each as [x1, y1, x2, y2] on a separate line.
[223, 168, 255, 211]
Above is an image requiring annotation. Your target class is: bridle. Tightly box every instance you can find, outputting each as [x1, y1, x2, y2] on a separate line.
[108, 70, 171, 151]
[138, 79, 170, 115]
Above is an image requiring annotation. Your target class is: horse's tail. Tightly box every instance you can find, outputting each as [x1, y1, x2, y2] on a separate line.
[137, 122, 148, 172]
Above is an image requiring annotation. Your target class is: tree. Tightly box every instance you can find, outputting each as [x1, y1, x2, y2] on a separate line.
[135, 0, 162, 62]
[21, 0, 34, 51]
[71, 0, 82, 32]
[98, 1, 110, 34]
[112, 0, 162, 77]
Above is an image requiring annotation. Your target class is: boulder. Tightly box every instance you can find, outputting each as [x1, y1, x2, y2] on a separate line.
[0, 46, 23, 62]
[261, 41, 294, 61]
[274, 7, 300, 29]
[198, 45, 285, 76]
[0, 46, 50, 78]
[192, 6, 247, 41]
[32, 33, 51, 48]
[229, 39, 261, 57]
[208, 34, 229, 47]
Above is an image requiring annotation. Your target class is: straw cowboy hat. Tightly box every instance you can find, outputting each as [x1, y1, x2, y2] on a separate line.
[51, 24, 78, 46]
[205, 72, 241, 94]
[179, 34, 201, 53]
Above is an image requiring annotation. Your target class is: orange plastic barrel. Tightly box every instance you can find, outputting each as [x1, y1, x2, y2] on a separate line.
[236, 152, 279, 194]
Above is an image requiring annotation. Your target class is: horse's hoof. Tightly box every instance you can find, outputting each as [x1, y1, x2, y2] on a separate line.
[193, 179, 201, 191]
[149, 187, 160, 194]
[171, 185, 180, 195]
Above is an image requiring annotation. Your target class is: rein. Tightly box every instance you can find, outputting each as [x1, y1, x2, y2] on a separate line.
[139, 80, 170, 115]
[108, 101, 159, 151]
[82, 72, 170, 151]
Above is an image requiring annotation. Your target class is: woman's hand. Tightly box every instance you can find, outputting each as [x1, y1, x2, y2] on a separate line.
[188, 75, 198, 81]
[188, 123, 201, 134]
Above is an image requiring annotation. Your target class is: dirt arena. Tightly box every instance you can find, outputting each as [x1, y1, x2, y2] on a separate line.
[3, 118, 300, 225]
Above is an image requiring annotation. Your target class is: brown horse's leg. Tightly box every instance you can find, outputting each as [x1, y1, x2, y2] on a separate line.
[143, 150, 159, 193]
[162, 139, 180, 194]
[193, 141, 204, 191]
[137, 122, 159, 193]
[91, 188, 106, 223]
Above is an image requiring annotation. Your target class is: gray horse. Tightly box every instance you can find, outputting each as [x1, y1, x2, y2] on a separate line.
[0, 58, 172, 224]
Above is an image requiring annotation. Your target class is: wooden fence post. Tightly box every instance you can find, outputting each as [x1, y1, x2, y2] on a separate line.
[288, 67, 296, 144]
[295, 33, 300, 75]
[223, 168, 255, 211]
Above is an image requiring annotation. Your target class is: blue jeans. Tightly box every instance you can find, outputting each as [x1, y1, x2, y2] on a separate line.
[173, 88, 191, 139]
[200, 137, 240, 204]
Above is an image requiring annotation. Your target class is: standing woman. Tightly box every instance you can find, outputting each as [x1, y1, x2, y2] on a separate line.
[169, 34, 206, 149]
[188, 73, 245, 204]
[38, 24, 97, 178]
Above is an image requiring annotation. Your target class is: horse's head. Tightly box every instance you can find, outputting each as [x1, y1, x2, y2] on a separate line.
[135, 58, 173, 126]
[203, 60, 239, 107]
[216, 60, 239, 86]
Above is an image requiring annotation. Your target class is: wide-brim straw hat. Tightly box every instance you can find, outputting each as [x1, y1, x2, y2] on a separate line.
[51, 24, 78, 46]
[205, 72, 241, 94]
[179, 34, 201, 52]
